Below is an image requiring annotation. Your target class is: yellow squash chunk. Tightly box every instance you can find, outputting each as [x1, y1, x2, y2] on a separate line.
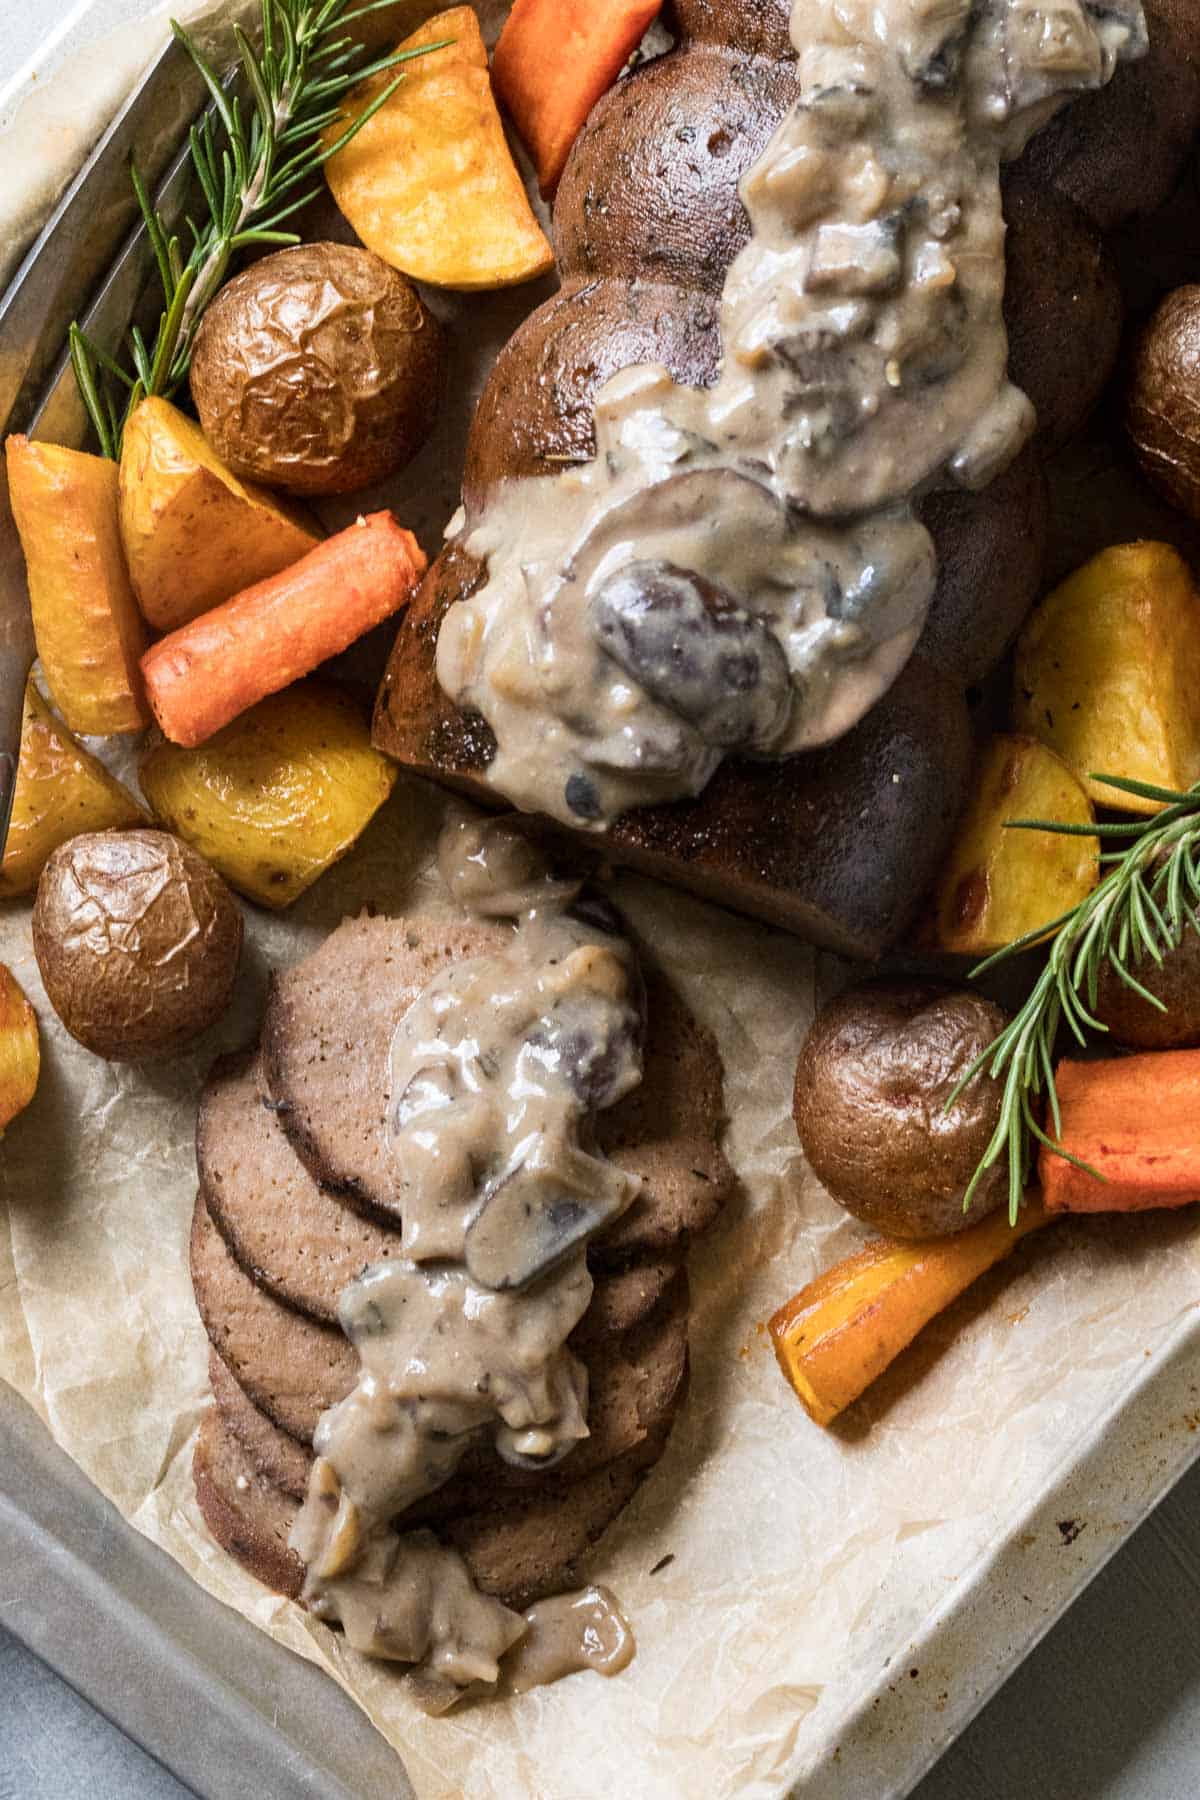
[6, 435, 148, 735]
[0, 681, 147, 898]
[323, 8, 554, 291]
[934, 734, 1098, 957]
[769, 1201, 1053, 1427]
[119, 398, 321, 632]
[1013, 541, 1200, 815]
[0, 964, 39, 1136]
[139, 682, 397, 909]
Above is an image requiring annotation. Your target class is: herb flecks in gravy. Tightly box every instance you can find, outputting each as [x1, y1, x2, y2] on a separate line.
[437, 0, 1146, 827]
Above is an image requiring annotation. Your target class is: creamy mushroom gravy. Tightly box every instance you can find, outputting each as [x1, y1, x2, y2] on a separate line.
[290, 818, 645, 1704]
[436, 0, 1145, 828]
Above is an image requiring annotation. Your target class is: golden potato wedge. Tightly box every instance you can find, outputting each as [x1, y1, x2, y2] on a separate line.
[0, 681, 148, 899]
[323, 8, 555, 291]
[1013, 542, 1200, 815]
[934, 734, 1098, 956]
[119, 398, 321, 632]
[0, 963, 39, 1136]
[6, 435, 148, 735]
[139, 682, 397, 909]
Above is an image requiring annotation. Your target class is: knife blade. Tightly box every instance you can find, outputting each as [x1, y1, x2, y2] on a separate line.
[0, 29, 209, 849]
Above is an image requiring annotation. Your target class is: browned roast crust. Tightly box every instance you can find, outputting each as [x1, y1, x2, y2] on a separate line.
[1017, 0, 1200, 231]
[915, 443, 1048, 688]
[260, 915, 733, 1247]
[1001, 175, 1122, 452]
[193, 1192, 692, 1485]
[553, 43, 800, 296]
[199, 1048, 687, 1325]
[374, 577, 972, 959]
[195, 1398, 678, 1612]
[462, 279, 724, 509]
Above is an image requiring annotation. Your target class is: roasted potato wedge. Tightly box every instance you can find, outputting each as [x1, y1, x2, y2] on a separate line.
[934, 734, 1098, 957]
[140, 683, 397, 909]
[0, 681, 147, 899]
[323, 9, 554, 291]
[119, 398, 321, 632]
[0, 964, 39, 1136]
[1013, 542, 1200, 815]
[6, 436, 148, 735]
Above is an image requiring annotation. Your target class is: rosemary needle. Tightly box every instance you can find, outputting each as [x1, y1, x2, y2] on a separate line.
[71, 0, 448, 459]
[950, 773, 1200, 1226]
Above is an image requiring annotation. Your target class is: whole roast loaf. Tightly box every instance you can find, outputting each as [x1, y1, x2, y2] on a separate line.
[374, 0, 1199, 959]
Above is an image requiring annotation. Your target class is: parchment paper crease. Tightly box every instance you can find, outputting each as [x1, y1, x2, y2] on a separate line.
[2, 7, 1200, 1796]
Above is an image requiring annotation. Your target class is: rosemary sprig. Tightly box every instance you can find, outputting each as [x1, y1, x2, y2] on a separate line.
[71, 0, 447, 459]
[950, 774, 1200, 1227]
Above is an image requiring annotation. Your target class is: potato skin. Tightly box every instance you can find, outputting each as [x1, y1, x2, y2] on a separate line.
[33, 830, 242, 1062]
[793, 981, 1010, 1237]
[190, 243, 444, 497]
[1093, 928, 1200, 1049]
[1126, 286, 1200, 520]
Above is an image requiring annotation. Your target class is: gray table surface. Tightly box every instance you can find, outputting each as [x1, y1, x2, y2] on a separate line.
[2, 6, 1199, 1798]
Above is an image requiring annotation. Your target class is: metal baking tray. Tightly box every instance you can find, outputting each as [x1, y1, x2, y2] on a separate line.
[3, 7, 1200, 1797]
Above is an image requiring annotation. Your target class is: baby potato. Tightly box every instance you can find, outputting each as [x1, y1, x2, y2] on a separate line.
[794, 980, 1011, 1238]
[139, 683, 397, 909]
[934, 735, 1098, 957]
[1093, 925, 1200, 1049]
[33, 830, 242, 1062]
[1013, 542, 1200, 815]
[190, 244, 445, 497]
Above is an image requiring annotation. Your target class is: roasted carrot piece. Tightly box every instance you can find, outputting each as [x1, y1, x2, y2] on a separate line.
[493, 0, 664, 197]
[1040, 1050, 1200, 1213]
[769, 1202, 1053, 1427]
[140, 512, 426, 747]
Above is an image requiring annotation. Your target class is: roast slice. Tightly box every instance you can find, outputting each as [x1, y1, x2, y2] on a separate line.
[261, 914, 733, 1247]
[191, 1195, 691, 1491]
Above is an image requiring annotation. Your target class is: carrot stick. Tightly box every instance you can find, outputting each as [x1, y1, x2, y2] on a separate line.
[493, 0, 663, 198]
[140, 512, 426, 747]
[769, 1201, 1053, 1427]
[1041, 1050, 1200, 1213]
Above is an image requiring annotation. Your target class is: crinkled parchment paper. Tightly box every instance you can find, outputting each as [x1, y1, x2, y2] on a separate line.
[3, 8, 1200, 1796]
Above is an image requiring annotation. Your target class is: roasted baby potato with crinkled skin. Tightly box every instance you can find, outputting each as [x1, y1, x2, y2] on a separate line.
[119, 398, 321, 632]
[190, 244, 445, 497]
[0, 681, 147, 899]
[1013, 542, 1200, 817]
[1126, 288, 1200, 522]
[140, 683, 397, 910]
[794, 980, 1011, 1238]
[933, 735, 1098, 957]
[0, 964, 39, 1135]
[33, 830, 242, 1062]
